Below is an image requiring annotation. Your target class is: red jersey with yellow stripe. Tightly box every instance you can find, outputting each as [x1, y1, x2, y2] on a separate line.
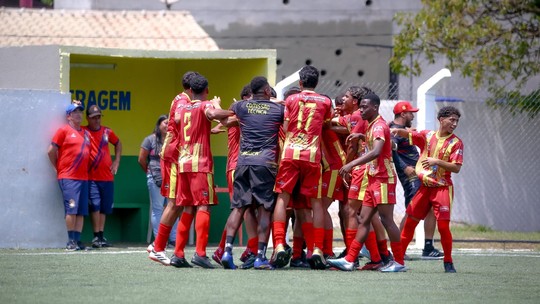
[365, 115, 396, 183]
[412, 130, 464, 187]
[51, 124, 91, 180]
[321, 129, 346, 171]
[85, 126, 119, 181]
[226, 125, 240, 172]
[176, 100, 215, 173]
[281, 90, 332, 163]
[161, 92, 190, 163]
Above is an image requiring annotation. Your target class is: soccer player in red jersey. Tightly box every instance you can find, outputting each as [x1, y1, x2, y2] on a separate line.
[328, 93, 406, 272]
[394, 106, 464, 273]
[48, 101, 91, 250]
[84, 105, 122, 248]
[320, 128, 346, 259]
[169, 74, 232, 268]
[212, 85, 260, 269]
[273, 65, 333, 269]
[148, 71, 197, 265]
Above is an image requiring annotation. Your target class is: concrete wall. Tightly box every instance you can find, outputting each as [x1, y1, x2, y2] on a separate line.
[0, 89, 70, 248]
[0, 45, 62, 90]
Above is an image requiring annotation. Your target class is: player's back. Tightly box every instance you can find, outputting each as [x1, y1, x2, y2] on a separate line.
[282, 91, 332, 163]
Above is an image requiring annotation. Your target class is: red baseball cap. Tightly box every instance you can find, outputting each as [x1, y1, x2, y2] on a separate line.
[393, 101, 419, 114]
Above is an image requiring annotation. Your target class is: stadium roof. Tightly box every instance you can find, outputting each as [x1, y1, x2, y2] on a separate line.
[0, 8, 219, 51]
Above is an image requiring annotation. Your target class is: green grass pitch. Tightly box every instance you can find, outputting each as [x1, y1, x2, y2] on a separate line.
[1, 246, 539, 304]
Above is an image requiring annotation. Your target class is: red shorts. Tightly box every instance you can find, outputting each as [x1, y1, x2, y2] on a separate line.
[226, 169, 234, 202]
[289, 193, 312, 209]
[406, 185, 453, 221]
[160, 160, 177, 199]
[362, 177, 397, 208]
[347, 165, 368, 201]
[175, 172, 217, 206]
[274, 159, 322, 199]
[321, 170, 344, 201]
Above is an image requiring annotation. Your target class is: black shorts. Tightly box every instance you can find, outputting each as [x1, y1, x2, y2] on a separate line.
[232, 165, 277, 211]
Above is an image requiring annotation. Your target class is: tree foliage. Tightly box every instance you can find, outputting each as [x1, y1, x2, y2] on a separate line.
[391, 0, 540, 117]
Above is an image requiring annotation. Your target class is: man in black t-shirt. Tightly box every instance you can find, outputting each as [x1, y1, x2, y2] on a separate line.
[219, 76, 284, 270]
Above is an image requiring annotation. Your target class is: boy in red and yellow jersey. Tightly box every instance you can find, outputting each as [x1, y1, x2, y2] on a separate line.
[394, 106, 464, 273]
[328, 93, 405, 272]
[273, 65, 332, 269]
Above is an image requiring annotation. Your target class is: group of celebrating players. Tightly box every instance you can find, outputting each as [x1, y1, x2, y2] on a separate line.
[147, 65, 464, 273]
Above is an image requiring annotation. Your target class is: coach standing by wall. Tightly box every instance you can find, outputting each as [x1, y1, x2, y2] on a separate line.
[84, 105, 122, 248]
[47, 100, 91, 250]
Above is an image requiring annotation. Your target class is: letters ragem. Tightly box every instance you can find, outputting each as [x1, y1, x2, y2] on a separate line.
[70, 90, 131, 111]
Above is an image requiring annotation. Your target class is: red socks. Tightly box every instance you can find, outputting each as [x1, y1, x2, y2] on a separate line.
[195, 210, 210, 257]
[272, 221, 286, 246]
[292, 236, 304, 259]
[323, 228, 334, 256]
[174, 212, 194, 257]
[345, 239, 362, 263]
[377, 239, 390, 256]
[153, 223, 172, 252]
[301, 222, 314, 252]
[400, 216, 419, 251]
[365, 231, 382, 262]
[390, 241, 404, 265]
[438, 220, 453, 263]
[247, 237, 258, 254]
[218, 229, 227, 250]
[345, 229, 357, 252]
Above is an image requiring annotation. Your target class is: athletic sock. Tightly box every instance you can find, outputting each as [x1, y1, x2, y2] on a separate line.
[390, 241, 404, 265]
[424, 239, 434, 251]
[257, 242, 268, 259]
[345, 229, 357, 252]
[67, 230, 75, 242]
[437, 220, 453, 263]
[400, 217, 419, 251]
[98, 231, 104, 239]
[301, 222, 314, 252]
[93, 232, 99, 238]
[247, 237, 258, 254]
[345, 239, 362, 263]
[218, 229, 227, 251]
[377, 238, 390, 257]
[154, 223, 173, 252]
[195, 210, 210, 257]
[323, 228, 334, 256]
[225, 235, 235, 254]
[73, 231, 81, 242]
[174, 212, 194, 257]
[272, 221, 286, 246]
[365, 231, 382, 262]
[292, 236, 304, 259]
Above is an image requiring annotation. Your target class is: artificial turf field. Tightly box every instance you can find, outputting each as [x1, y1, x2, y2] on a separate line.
[1, 246, 539, 304]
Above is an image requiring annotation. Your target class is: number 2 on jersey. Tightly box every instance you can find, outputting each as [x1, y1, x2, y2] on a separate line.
[183, 112, 192, 142]
[297, 102, 316, 131]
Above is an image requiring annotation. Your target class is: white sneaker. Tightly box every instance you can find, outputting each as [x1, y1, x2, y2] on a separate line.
[149, 250, 170, 265]
[147, 242, 154, 253]
[380, 260, 407, 272]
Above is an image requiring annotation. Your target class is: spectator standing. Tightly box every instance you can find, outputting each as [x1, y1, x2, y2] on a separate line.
[47, 101, 91, 250]
[84, 105, 122, 248]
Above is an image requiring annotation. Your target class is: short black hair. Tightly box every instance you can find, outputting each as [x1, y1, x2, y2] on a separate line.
[437, 106, 461, 119]
[250, 76, 269, 95]
[182, 71, 198, 90]
[334, 93, 345, 106]
[189, 74, 208, 94]
[363, 93, 380, 106]
[349, 86, 374, 100]
[240, 84, 252, 99]
[284, 86, 301, 99]
[299, 65, 319, 89]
